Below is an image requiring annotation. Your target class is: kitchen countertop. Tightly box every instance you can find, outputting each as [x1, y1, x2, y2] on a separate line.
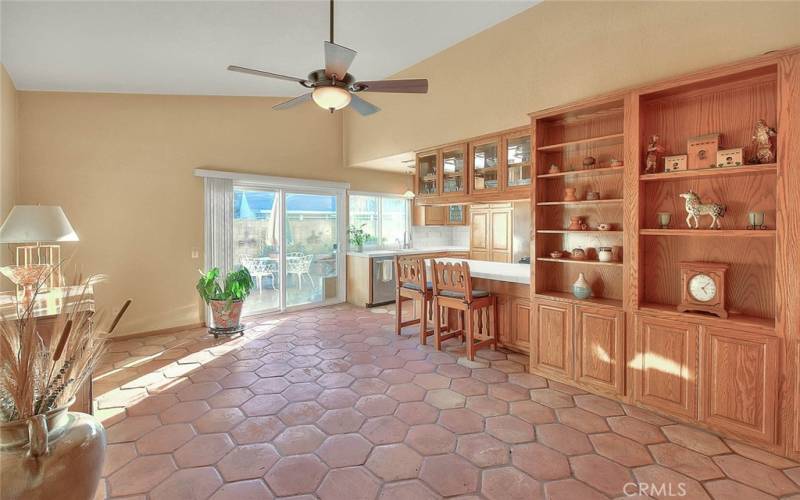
[346, 246, 470, 258]
[430, 258, 530, 285]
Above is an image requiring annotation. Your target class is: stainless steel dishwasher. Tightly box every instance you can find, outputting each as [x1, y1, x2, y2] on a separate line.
[370, 256, 396, 306]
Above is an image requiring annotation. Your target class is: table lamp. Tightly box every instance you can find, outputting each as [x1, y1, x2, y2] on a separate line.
[0, 205, 79, 302]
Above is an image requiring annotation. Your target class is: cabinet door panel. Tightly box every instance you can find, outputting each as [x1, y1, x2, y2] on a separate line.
[495, 294, 512, 347]
[489, 209, 512, 263]
[470, 210, 489, 254]
[533, 299, 573, 378]
[702, 327, 778, 444]
[510, 298, 531, 352]
[635, 315, 698, 419]
[575, 306, 624, 395]
[425, 206, 446, 226]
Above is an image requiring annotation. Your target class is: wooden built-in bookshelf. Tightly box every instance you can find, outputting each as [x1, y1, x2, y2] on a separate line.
[528, 47, 800, 459]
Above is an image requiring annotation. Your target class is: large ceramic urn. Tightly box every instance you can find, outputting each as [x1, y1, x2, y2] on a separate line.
[0, 402, 106, 500]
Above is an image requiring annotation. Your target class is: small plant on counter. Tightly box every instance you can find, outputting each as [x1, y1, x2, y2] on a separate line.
[347, 224, 372, 252]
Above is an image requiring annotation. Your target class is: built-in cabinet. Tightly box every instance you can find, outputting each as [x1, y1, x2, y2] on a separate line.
[532, 297, 624, 396]
[414, 126, 532, 205]
[634, 315, 698, 419]
[413, 205, 468, 226]
[469, 204, 512, 263]
[474, 278, 530, 354]
[527, 48, 800, 458]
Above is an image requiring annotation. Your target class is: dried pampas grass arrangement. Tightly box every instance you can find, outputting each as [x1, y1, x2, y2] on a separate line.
[0, 273, 130, 422]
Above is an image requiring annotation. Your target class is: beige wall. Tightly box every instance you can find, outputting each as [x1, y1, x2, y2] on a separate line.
[343, 1, 800, 166]
[17, 91, 410, 335]
[0, 65, 18, 289]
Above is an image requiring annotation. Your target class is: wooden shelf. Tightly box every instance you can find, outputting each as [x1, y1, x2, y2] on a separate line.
[640, 229, 775, 238]
[640, 163, 777, 181]
[535, 291, 623, 310]
[537, 230, 623, 234]
[639, 303, 775, 333]
[537, 257, 622, 267]
[537, 166, 624, 179]
[537, 133, 624, 152]
[537, 199, 623, 206]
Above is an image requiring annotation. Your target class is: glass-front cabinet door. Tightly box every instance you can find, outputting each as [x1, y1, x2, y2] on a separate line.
[441, 145, 466, 195]
[417, 151, 439, 197]
[470, 138, 500, 193]
[505, 132, 532, 188]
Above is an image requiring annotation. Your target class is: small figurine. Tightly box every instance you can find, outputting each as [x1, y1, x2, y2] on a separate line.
[645, 135, 665, 174]
[752, 119, 776, 164]
[680, 191, 726, 229]
[582, 156, 597, 169]
[548, 164, 560, 174]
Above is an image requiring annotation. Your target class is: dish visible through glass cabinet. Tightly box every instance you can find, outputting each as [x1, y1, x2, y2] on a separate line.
[472, 141, 499, 191]
[418, 153, 438, 196]
[506, 135, 531, 187]
[448, 205, 464, 224]
[442, 148, 465, 193]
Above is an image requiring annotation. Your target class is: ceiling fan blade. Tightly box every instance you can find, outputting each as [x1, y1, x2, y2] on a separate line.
[228, 65, 308, 84]
[349, 94, 380, 116]
[324, 41, 357, 79]
[273, 93, 313, 111]
[354, 79, 428, 94]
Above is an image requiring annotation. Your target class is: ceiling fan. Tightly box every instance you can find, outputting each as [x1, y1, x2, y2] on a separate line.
[227, 0, 428, 116]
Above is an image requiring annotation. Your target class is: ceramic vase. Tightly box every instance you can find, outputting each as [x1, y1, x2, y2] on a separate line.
[572, 273, 591, 299]
[563, 187, 577, 201]
[0, 403, 106, 500]
[598, 248, 613, 262]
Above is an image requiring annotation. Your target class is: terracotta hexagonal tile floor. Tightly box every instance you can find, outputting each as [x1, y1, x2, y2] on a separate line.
[93, 303, 800, 499]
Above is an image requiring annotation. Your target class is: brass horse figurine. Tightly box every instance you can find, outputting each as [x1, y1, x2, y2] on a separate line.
[680, 191, 726, 229]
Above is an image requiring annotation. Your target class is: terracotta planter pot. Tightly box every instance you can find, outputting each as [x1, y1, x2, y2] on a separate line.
[0, 402, 106, 500]
[209, 299, 244, 330]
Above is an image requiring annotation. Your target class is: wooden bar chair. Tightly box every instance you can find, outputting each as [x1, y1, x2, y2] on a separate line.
[394, 256, 436, 345]
[430, 259, 497, 361]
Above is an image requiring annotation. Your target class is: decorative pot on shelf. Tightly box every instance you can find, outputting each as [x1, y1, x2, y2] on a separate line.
[598, 247, 613, 262]
[572, 273, 592, 299]
[0, 401, 106, 500]
[563, 187, 578, 201]
[567, 216, 588, 231]
[571, 248, 587, 260]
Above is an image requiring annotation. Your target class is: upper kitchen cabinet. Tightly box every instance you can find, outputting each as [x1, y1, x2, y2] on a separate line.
[503, 129, 532, 191]
[441, 144, 467, 196]
[470, 137, 501, 194]
[416, 150, 440, 198]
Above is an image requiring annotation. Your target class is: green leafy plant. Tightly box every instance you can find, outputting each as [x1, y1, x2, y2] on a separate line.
[196, 267, 254, 305]
[347, 224, 372, 247]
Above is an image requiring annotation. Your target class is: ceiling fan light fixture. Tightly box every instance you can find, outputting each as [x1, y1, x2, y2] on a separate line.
[312, 86, 351, 111]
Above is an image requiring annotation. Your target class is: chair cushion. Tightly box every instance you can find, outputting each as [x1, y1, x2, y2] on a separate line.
[402, 281, 432, 291]
[439, 289, 490, 299]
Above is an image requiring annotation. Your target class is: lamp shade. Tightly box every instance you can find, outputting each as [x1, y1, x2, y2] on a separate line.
[0, 205, 79, 243]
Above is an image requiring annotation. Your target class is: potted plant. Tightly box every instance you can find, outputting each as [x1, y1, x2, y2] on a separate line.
[347, 224, 372, 253]
[0, 274, 131, 500]
[196, 267, 253, 338]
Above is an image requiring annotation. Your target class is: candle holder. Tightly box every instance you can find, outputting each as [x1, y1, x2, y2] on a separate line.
[657, 212, 672, 229]
[747, 211, 767, 230]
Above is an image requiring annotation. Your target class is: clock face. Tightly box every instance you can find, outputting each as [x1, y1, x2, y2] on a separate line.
[688, 273, 717, 302]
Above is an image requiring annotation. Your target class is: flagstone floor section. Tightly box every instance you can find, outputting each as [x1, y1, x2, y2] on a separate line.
[93, 304, 800, 500]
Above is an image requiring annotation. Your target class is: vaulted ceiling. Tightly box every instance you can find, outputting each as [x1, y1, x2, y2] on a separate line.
[2, 1, 536, 96]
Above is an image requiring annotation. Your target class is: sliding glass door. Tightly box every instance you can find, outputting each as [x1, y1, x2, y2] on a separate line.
[285, 192, 339, 308]
[233, 187, 282, 316]
[232, 185, 344, 317]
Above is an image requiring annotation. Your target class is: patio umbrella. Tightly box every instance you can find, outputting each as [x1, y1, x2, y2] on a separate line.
[238, 192, 256, 219]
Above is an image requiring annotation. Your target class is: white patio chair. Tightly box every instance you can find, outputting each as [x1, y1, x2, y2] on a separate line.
[241, 256, 277, 291]
[287, 253, 316, 290]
